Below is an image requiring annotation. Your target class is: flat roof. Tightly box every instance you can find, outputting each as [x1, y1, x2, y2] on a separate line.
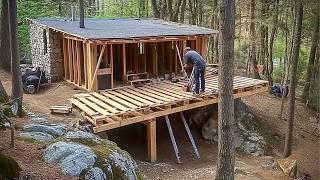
[30, 18, 218, 40]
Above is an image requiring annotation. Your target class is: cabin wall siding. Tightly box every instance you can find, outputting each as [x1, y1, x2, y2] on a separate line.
[30, 23, 64, 81]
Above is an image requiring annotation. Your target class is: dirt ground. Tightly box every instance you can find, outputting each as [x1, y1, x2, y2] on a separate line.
[0, 70, 319, 179]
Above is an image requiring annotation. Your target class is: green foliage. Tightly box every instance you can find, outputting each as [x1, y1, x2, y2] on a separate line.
[98, 0, 140, 18]
[17, 0, 60, 59]
[0, 153, 21, 179]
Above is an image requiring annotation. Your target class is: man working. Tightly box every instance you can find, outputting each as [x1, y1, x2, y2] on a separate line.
[183, 47, 206, 95]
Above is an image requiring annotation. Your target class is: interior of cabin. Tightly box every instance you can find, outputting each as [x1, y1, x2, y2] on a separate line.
[61, 36, 209, 91]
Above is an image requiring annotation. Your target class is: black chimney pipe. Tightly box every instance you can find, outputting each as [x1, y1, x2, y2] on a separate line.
[79, 0, 85, 28]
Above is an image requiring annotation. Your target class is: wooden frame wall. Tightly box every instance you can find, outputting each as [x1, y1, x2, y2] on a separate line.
[62, 35, 210, 91]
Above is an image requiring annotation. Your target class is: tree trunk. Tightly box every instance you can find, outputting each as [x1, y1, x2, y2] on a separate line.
[79, 0, 85, 28]
[249, 0, 260, 79]
[267, 0, 279, 91]
[284, 2, 303, 158]
[215, 0, 236, 179]
[151, 0, 160, 18]
[172, 0, 182, 22]
[160, 0, 167, 19]
[302, 10, 319, 102]
[7, 0, 23, 117]
[167, 0, 173, 20]
[179, 0, 186, 23]
[188, 0, 196, 25]
[58, 0, 62, 17]
[0, 0, 11, 71]
[0, 80, 9, 102]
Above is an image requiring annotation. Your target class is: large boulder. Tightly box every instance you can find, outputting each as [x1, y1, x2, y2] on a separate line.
[19, 131, 54, 142]
[189, 99, 266, 156]
[21, 114, 138, 179]
[23, 123, 69, 137]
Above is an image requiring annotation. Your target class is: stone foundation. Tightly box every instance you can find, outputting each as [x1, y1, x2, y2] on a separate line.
[30, 23, 64, 82]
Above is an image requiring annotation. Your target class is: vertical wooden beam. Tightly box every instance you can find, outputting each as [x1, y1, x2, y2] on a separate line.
[174, 41, 178, 74]
[147, 119, 157, 162]
[91, 44, 98, 91]
[86, 43, 92, 90]
[68, 39, 74, 82]
[110, 44, 114, 88]
[122, 44, 126, 82]
[202, 36, 209, 60]
[83, 43, 88, 89]
[143, 44, 147, 73]
[151, 42, 158, 77]
[76, 41, 82, 86]
[72, 40, 77, 83]
[63, 38, 69, 80]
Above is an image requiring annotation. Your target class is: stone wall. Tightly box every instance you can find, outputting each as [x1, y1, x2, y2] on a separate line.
[30, 23, 64, 82]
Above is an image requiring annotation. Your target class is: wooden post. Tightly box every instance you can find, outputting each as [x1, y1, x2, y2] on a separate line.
[63, 38, 69, 80]
[110, 44, 114, 88]
[122, 44, 126, 82]
[147, 119, 157, 162]
[151, 42, 158, 77]
[83, 43, 88, 89]
[68, 39, 73, 81]
[91, 44, 98, 91]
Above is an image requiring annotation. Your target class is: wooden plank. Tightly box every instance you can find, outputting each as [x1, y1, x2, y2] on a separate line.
[91, 92, 131, 111]
[115, 89, 154, 105]
[89, 45, 106, 91]
[86, 96, 119, 114]
[108, 91, 145, 107]
[147, 119, 157, 162]
[121, 88, 163, 104]
[151, 42, 158, 76]
[78, 97, 111, 116]
[129, 87, 173, 102]
[101, 92, 139, 109]
[145, 85, 187, 99]
[138, 87, 178, 101]
[70, 99, 98, 116]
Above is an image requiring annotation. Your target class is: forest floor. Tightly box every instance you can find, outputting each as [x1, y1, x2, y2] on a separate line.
[0, 70, 319, 179]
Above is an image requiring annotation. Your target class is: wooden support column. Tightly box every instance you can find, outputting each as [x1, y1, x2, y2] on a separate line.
[110, 44, 114, 88]
[147, 119, 157, 162]
[122, 44, 126, 82]
[142, 44, 147, 73]
[63, 38, 69, 80]
[151, 42, 158, 77]
[68, 39, 74, 82]
[83, 43, 88, 89]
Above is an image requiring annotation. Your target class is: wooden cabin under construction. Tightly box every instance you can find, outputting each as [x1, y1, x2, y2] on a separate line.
[29, 18, 268, 162]
[29, 18, 217, 90]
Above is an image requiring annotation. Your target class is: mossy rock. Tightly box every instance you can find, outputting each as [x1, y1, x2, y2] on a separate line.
[0, 153, 21, 179]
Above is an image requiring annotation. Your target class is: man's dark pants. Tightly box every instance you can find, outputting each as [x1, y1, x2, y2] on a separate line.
[194, 66, 205, 94]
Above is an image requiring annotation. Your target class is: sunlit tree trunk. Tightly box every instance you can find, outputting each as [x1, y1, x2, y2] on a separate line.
[7, 0, 23, 117]
[215, 0, 236, 179]
[284, 1, 303, 158]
